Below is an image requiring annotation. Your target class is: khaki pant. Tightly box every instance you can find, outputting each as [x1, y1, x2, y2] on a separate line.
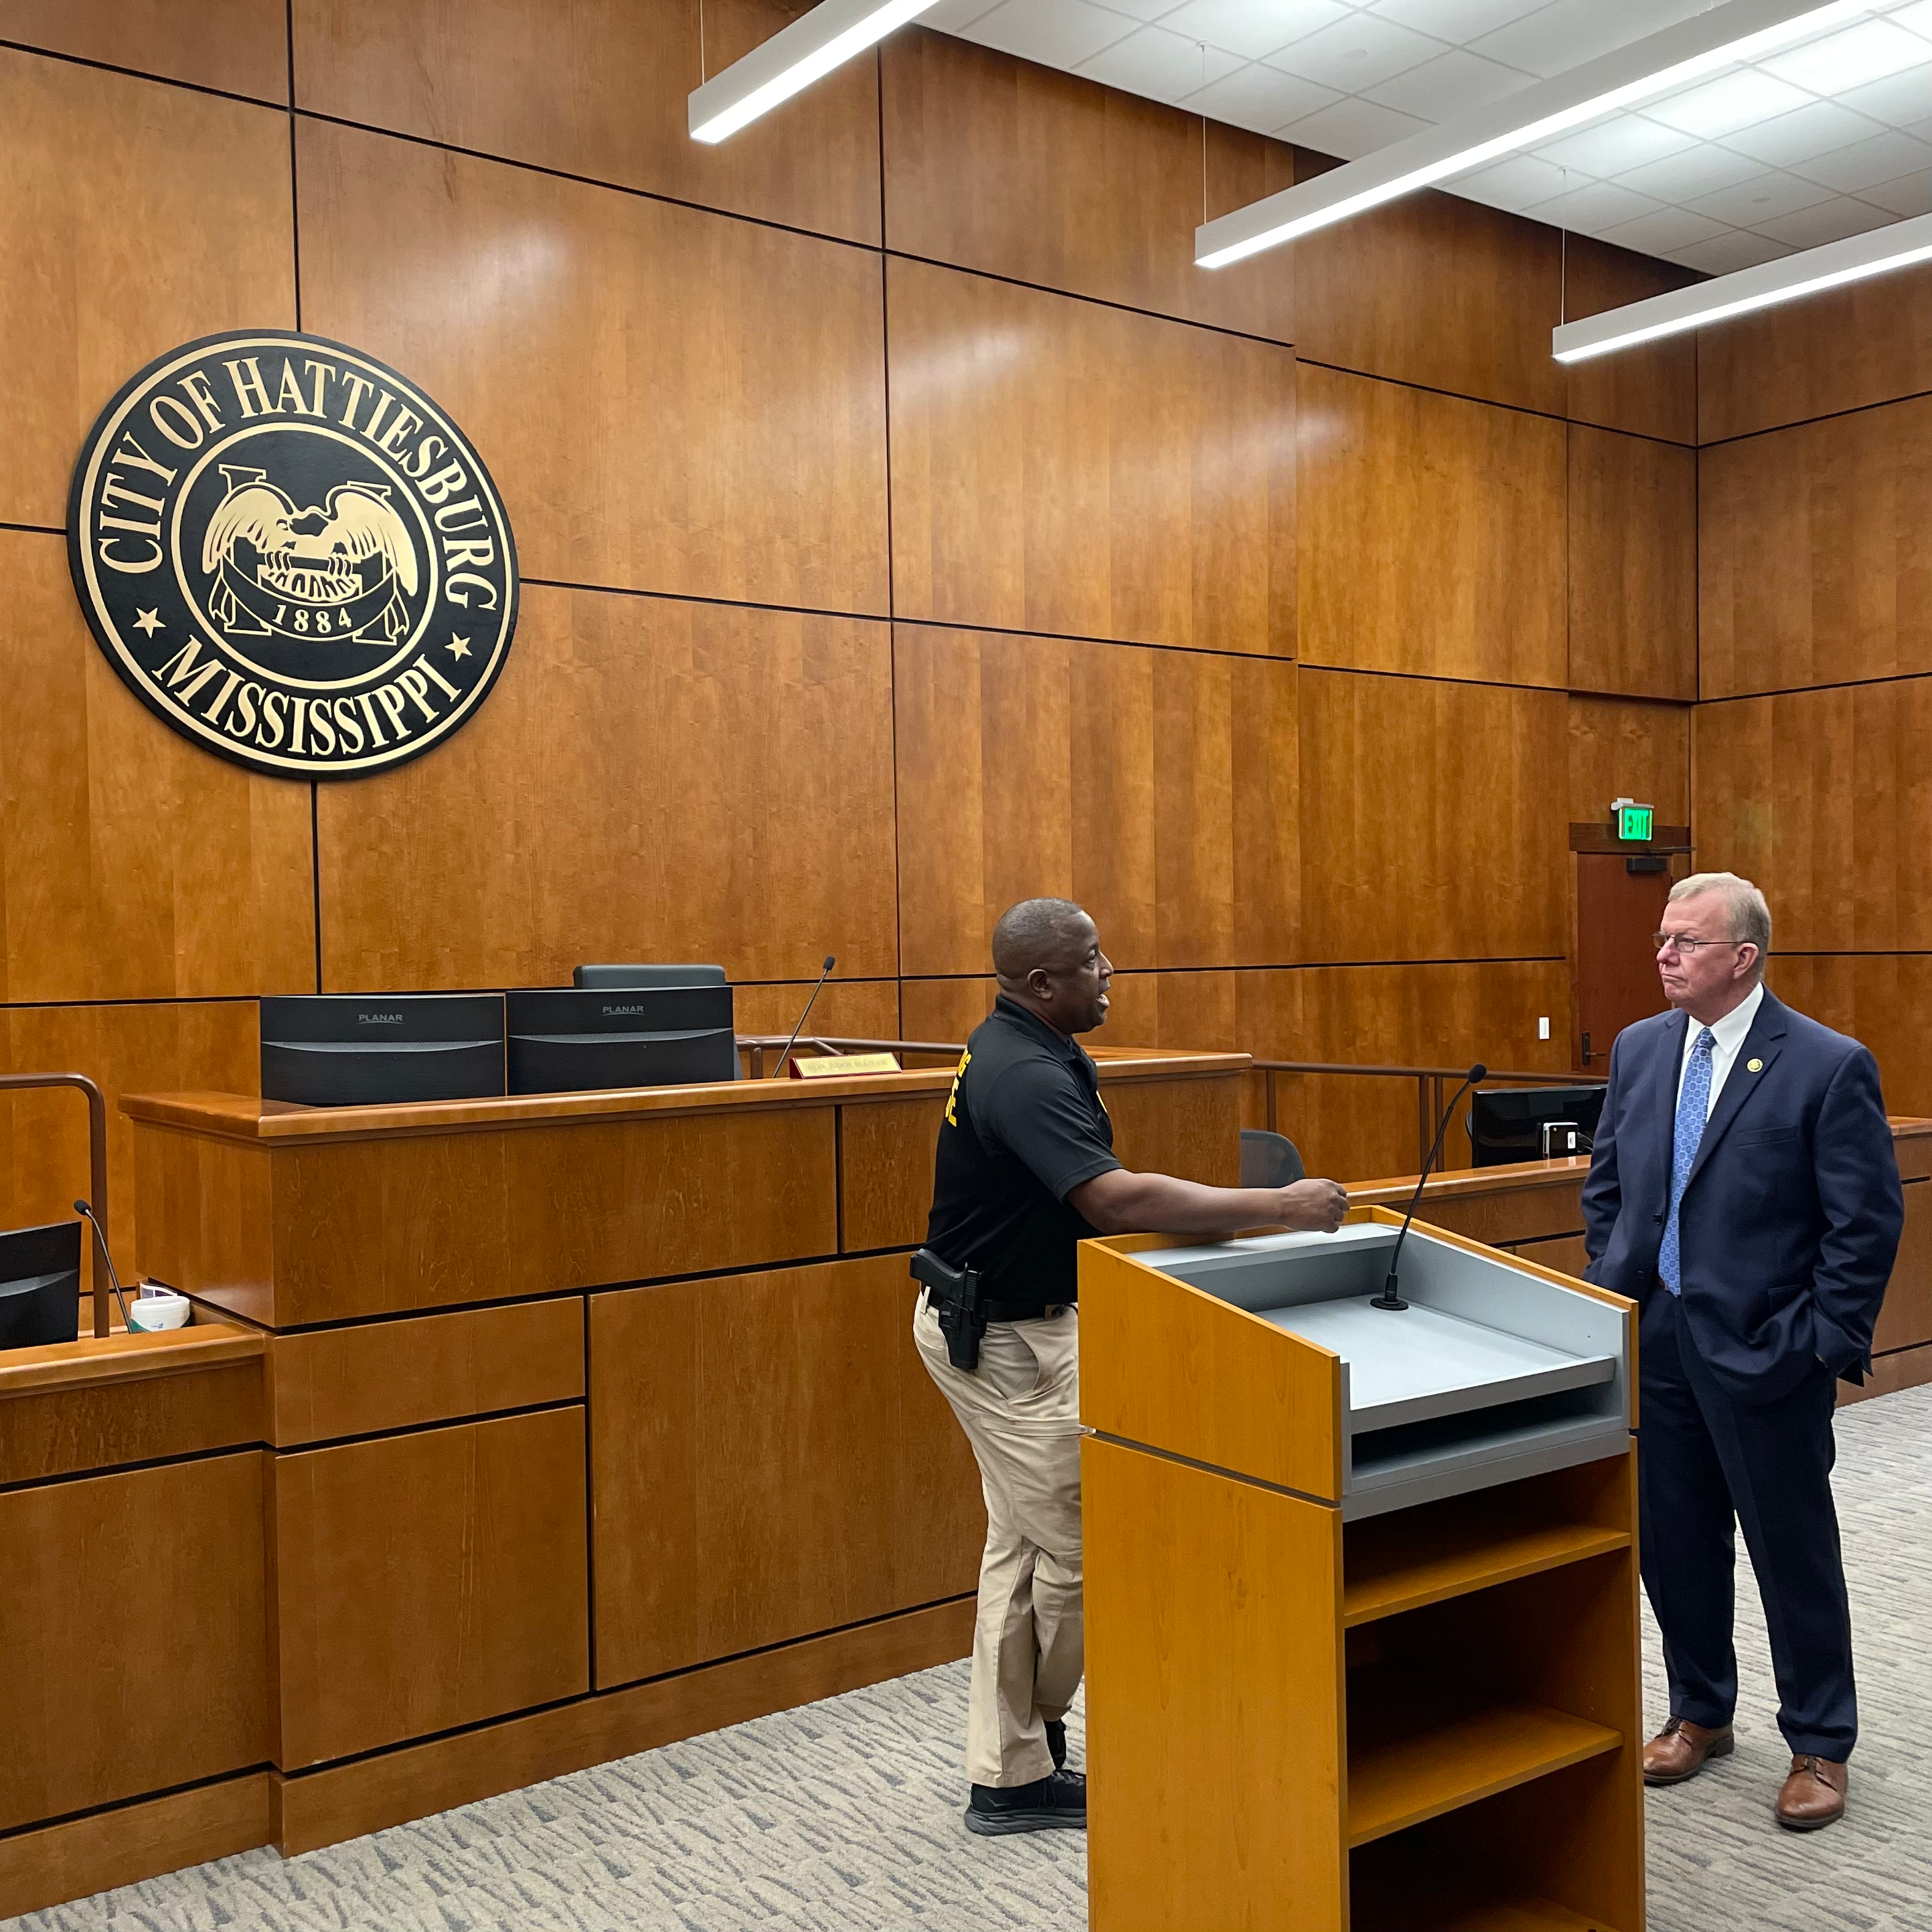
[913, 1293, 1082, 1788]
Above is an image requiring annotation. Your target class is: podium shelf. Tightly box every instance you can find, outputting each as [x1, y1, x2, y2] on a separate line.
[1426, 1895, 1625, 1932]
[1343, 1517, 1629, 1627]
[1259, 1295, 1614, 1430]
[1346, 1697, 1621, 1847]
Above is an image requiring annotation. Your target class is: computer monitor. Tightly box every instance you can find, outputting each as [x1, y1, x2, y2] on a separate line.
[1468, 1086, 1605, 1168]
[260, 994, 506, 1107]
[507, 985, 738, 1095]
[572, 963, 728, 989]
[0, 1219, 82, 1350]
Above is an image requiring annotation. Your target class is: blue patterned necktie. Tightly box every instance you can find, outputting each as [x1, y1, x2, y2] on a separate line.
[1658, 1027, 1716, 1295]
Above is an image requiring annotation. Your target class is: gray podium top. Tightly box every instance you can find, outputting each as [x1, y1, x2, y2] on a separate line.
[1147, 1222, 1630, 1519]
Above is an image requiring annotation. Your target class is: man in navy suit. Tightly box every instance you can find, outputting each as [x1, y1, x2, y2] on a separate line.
[1583, 872, 1901, 1832]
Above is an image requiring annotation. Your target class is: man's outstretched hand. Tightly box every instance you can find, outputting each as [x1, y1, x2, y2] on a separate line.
[1277, 1178, 1349, 1232]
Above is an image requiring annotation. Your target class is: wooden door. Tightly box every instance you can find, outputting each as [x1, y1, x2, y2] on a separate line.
[1575, 854, 1670, 1074]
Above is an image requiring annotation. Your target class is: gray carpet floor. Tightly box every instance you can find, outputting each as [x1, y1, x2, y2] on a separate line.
[11, 1382, 1928, 1932]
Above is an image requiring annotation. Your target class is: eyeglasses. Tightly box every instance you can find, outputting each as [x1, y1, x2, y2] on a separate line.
[1652, 933, 1744, 955]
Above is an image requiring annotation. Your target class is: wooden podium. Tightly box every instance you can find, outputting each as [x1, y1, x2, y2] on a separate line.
[1080, 1207, 1642, 1932]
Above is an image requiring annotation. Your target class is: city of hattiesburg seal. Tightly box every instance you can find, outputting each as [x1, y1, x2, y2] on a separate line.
[68, 329, 517, 780]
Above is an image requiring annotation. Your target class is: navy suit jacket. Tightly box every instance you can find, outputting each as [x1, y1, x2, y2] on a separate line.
[1582, 988, 1903, 1404]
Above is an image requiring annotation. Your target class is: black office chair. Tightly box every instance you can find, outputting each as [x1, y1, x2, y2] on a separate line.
[572, 963, 728, 988]
[570, 964, 738, 1079]
[1239, 1128, 1305, 1188]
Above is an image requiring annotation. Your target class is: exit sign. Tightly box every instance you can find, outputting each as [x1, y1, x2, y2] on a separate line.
[1617, 803, 1655, 842]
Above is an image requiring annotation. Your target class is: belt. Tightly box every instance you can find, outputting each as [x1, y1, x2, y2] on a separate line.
[922, 1289, 1070, 1323]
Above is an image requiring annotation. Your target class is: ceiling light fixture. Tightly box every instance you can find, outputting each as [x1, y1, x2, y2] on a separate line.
[689, 0, 940, 144]
[1552, 210, 1932, 360]
[1194, 0, 1870, 268]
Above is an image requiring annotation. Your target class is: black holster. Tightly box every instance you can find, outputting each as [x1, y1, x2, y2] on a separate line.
[912, 1247, 985, 1372]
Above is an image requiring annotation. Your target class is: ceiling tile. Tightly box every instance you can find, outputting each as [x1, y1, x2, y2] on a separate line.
[1453, 151, 1577, 209]
[1835, 65, 1932, 127]
[1281, 94, 1433, 160]
[1670, 230, 1795, 274]
[1366, 46, 1535, 118]
[1646, 69, 1819, 141]
[1471, 0, 1710, 80]
[1368, 0, 1550, 39]
[916, 0, 1002, 25]
[961, 0, 1139, 66]
[1533, 114, 1697, 178]
[1752, 195, 1902, 246]
[1860, 169, 1932, 214]
[1263, 11, 1449, 93]
[1787, 126, 1932, 190]
[1890, 0, 1932, 41]
[1594, 206, 1734, 256]
[1720, 97, 1892, 167]
[1761, 17, 1932, 96]
[1688, 168, 1836, 227]
[1523, 180, 1668, 229]
[1153, 0, 1356, 62]
[1079, 26, 1244, 100]
[1612, 140, 1765, 203]
[1183, 59, 1344, 131]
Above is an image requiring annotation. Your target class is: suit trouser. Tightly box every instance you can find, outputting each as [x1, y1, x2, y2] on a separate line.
[1638, 1287, 1857, 1760]
[912, 1294, 1082, 1788]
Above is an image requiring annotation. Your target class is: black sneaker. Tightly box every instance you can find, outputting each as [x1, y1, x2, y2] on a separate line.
[965, 1768, 1087, 1836]
[1046, 1720, 1068, 1771]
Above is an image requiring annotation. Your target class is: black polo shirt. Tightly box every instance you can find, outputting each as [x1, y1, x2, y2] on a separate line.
[924, 995, 1123, 1310]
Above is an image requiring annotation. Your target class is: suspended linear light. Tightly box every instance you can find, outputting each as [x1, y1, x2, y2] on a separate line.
[1553, 211, 1932, 360]
[1194, 0, 1870, 269]
[690, 0, 941, 144]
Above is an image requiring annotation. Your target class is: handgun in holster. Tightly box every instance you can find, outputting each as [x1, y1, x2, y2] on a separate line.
[912, 1247, 985, 1372]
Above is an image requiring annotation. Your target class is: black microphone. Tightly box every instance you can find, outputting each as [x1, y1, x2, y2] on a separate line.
[1372, 1063, 1487, 1313]
[773, 954, 837, 1078]
[73, 1198, 134, 1332]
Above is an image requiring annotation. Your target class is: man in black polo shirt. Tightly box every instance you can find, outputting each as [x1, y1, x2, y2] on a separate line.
[915, 896, 1348, 1838]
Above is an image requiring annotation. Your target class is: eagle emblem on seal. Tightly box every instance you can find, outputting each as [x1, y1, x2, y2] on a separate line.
[202, 466, 418, 644]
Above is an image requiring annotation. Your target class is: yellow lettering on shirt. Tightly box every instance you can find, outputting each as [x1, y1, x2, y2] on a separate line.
[945, 1048, 971, 1127]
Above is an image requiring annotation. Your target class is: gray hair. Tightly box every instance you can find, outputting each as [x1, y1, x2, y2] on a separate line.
[991, 898, 1090, 980]
[1669, 871, 1771, 977]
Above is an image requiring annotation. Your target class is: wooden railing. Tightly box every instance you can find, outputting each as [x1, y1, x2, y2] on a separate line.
[734, 1034, 965, 1080]
[1251, 1060, 1606, 1172]
[732, 1034, 1603, 1174]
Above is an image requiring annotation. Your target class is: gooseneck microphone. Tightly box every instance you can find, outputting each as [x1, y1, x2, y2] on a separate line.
[773, 954, 837, 1078]
[1371, 1063, 1487, 1313]
[73, 1198, 134, 1332]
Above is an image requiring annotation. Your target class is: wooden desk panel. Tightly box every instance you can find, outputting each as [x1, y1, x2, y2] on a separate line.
[225, 1109, 834, 1326]
[1874, 1179, 1931, 1356]
[590, 1254, 983, 1688]
[0, 1453, 266, 1832]
[265, 1298, 584, 1446]
[270, 1408, 588, 1768]
[0, 1340, 261, 1485]
[839, 1097, 945, 1255]
[1104, 1072, 1242, 1187]
[134, 1128, 276, 1325]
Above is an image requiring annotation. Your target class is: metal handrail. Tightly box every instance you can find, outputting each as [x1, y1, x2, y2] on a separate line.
[728, 1033, 1601, 1174]
[1249, 1059, 1605, 1171]
[735, 1035, 965, 1080]
[0, 1074, 110, 1337]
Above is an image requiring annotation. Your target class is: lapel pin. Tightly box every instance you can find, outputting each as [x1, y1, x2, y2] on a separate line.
[1747, 1058, 1763, 1072]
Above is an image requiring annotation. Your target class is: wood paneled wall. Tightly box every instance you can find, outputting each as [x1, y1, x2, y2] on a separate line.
[0, 7, 1698, 1202]
[1698, 277, 1932, 1132]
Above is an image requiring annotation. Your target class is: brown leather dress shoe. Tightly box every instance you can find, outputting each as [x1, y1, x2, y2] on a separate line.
[1643, 1715, 1736, 1785]
[1775, 1755, 1848, 1830]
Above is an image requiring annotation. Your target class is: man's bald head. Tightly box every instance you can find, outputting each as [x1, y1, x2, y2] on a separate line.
[991, 899, 1112, 1036]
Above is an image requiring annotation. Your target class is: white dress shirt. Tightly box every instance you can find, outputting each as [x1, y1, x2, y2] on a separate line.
[1674, 979, 1765, 1121]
